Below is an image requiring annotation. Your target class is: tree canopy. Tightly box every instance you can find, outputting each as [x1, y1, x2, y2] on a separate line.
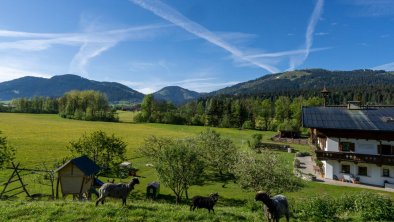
[68, 130, 127, 174]
[58, 90, 117, 121]
[139, 136, 204, 204]
[232, 151, 302, 194]
[0, 131, 15, 168]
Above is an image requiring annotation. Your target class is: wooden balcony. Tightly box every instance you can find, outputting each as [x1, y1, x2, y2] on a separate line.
[315, 150, 394, 166]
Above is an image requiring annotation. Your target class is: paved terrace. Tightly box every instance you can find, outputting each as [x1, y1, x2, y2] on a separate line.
[296, 156, 394, 192]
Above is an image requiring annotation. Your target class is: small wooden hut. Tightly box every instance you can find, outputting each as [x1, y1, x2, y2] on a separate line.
[146, 181, 160, 200]
[55, 156, 100, 199]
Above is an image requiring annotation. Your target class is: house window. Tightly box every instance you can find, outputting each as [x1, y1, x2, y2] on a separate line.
[358, 166, 368, 176]
[378, 145, 394, 155]
[383, 168, 390, 177]
[339, 142, 355, 152]
[341, 164, 350, 174]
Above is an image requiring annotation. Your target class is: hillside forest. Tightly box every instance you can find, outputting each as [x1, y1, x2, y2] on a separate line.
[0, 91, 324, 131]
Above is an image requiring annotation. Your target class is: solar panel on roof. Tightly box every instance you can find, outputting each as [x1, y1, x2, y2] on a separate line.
[302, 107, 394, 132]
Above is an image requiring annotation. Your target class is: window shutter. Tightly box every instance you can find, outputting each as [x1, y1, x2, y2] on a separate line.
[378, 145, 382, 155]
[339, 142, 343, 151]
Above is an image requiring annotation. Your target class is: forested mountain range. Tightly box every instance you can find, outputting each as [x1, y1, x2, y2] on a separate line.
[0, 74, 144, 103]
[211, 69, 394, 104]
[2, 69, 394, 105]
[153, 86, 203, 105]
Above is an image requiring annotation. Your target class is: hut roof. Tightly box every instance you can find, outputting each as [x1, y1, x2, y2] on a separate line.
[55, 155, 100, 176]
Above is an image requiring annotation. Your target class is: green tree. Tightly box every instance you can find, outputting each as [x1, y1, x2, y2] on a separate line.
[196, 129, 238, 184]
[275, 96, 291, 122]
[304, 96, 324, 107]
[260, 99, 273, 130]
[58, 90, 116, 121]
[68, 131, 127, 172]
[232, 151, 301, 194]
[290, 97, 303, 131]
[247, 134, 263, 150]
[0, 131, 15, 168]
[140, 136, 204, 204]
[140, 94, 154, 122]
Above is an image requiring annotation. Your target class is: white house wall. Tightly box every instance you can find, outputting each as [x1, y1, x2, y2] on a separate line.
[324, 160, 394, 186]
[325, 137, 394, 155]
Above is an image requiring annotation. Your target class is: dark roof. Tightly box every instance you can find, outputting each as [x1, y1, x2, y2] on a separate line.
[302, 106, 394, 132]
[55, 155, 100, 176]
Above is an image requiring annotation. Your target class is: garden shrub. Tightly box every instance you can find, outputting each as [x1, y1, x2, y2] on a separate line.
[353, 192, 394, 221]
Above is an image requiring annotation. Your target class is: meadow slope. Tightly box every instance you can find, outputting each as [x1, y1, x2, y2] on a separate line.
[0, 113, 393, 221]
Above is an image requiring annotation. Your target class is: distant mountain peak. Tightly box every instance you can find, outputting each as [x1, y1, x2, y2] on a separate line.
[153, 86, 202, 105]
[210, 69, 394, 97]
[0, 74, 144, 103]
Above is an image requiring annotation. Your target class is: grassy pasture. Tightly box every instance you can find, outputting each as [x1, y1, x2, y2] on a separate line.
[0, 112, 394, 221]
[0, 112, 278, 200]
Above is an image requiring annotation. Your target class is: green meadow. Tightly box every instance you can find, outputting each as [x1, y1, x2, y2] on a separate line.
[0, 112, 393, 221]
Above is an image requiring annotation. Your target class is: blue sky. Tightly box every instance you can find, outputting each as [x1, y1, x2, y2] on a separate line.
[0, 0, 394, 93]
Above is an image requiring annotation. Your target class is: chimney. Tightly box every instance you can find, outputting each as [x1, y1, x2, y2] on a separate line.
[347, 101, 361, 110]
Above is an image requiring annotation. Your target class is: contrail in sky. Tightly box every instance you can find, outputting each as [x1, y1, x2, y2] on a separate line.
[289, 0, 324, 70]
[130, 0, 280, 73]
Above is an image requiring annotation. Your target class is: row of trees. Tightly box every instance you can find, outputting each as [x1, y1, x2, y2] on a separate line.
[140, 129, 301, 203]
[2, 97, 59, 113]
[135, 95, 323, 131]
[58, 90, 117, 121]
[0, 90, 118, 122]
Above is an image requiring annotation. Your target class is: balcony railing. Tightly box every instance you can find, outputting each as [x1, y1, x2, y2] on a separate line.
[315, 150, 394, 166]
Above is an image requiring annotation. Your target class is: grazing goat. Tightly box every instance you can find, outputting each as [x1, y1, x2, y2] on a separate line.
[255, 191, 290, 222]
[96, 177, 140, 206]
[190, 192, 219, 213]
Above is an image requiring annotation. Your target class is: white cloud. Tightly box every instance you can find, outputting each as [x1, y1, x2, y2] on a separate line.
[121, 77, 236, 93]
[130, 0, 280, 73]
[246, 47, 330, 59]
[0, 24, 167, 77]
[0, 66, 51, 82]
[69, 42, 117, 76]
[372, 61, 394, 71]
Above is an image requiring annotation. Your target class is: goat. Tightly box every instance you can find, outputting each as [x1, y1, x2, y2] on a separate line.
[95, 177, 140, 206]
[190, 192, 219, 213]
[255, 191, 290, 222]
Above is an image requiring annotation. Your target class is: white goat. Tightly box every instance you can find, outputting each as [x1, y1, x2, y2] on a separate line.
[96, 177, 140, 206]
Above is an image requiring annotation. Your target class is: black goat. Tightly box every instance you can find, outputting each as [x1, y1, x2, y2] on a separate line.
[255, 191, 290, 222]
[190, 192, 219, 213]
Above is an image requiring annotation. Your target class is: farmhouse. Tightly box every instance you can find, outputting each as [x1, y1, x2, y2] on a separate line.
[302, 102, 394, 188]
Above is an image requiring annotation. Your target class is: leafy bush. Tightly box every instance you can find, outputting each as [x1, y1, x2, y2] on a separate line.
[232, 151, 302, 193]
[353, 192, 394, 221]
[247, 134, 263, 150]
[294, 196, 338, 220]
[0, 131, 15, 168]
[242, 120, 253, 129]
[292, 192, 394, 221]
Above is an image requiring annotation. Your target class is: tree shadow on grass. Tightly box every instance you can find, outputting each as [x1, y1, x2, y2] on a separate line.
[220, 211, 248, 221]
[124, 204, 156, 211]
[217, 196, 247, 207]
